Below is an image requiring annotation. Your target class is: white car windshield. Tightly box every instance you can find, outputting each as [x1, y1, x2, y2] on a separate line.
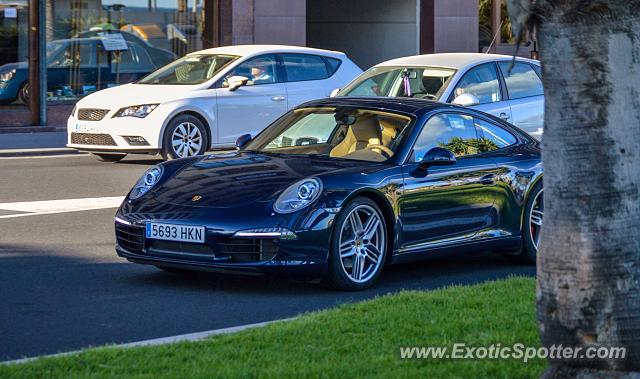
[340, 66, 456, 100]
[137, 54, 238, 85]
[245, 107, 413, 162]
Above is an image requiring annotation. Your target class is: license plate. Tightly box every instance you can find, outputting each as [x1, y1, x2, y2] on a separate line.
[75, 123, 100, 133]
[145, 222, 205, 243]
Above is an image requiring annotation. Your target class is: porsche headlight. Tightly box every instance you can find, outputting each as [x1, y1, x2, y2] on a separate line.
[113, 104, 159, 118]
[0, 69, 15, 82]
[274, 178, 323, 214]
[129, 165, 164, 200]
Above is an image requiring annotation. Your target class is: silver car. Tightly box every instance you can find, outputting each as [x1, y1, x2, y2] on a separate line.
[336, 53, 544, 139]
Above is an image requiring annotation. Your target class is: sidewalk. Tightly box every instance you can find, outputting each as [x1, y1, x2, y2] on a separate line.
[0, 126, 76, 157]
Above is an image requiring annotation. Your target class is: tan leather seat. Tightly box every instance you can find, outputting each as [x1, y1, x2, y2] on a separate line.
[380, 119, 399, 147]
[330, 117, 382, 158]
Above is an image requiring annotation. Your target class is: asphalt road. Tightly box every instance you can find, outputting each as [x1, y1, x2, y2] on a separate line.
[0, 153, 535, 361]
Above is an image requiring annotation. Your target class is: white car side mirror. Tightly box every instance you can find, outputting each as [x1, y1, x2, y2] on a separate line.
[329, 88, 340, 98]
[227, 76, 249, 91]
[452, 93, 480, 107]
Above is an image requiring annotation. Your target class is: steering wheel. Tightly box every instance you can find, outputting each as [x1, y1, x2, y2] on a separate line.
[366, 144, 394, 158]
[411, 92, 437, 100]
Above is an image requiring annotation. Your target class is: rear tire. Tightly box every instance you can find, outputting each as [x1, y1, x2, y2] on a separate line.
[323, 197, 388, 291]
[92, 153, 126, 162]
[161, 114, 208, 161]
[516, 182, 543, 265]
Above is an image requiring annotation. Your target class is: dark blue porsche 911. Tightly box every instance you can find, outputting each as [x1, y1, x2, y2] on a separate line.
[115, 97, 543, 290]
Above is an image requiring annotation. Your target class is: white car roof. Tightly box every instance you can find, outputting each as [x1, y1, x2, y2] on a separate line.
[187, 44, 347, 59]
[376, 53, 539, 70]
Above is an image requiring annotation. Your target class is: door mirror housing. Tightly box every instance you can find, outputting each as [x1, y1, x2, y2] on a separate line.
[329, 88, 340, 97]
[452, 93, 480, 107]
[227, 75, 249, 91]
[235, 133, 252, 149]
[419, 147, 456, 169]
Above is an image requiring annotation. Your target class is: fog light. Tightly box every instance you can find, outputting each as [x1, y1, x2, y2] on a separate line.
[123, 136, 150, 146]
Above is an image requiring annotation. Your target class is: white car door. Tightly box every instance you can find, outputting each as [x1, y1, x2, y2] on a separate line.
[497, 61, 544, 139]
[449, 62, 513, 123]
[280, 53, 337, 109]
[215, 54, 288, 144]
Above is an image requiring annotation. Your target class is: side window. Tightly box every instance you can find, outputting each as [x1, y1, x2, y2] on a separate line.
[282, 54, 329, 82]
[49, 42, 93, 68]
[224, 54, 279, 86]
[325, 57, 342, 76]
[452, 63, 501, 104]
[412, 113, 480, 161]
[498, 62, 544, 99]
[474, 118, 517, 151]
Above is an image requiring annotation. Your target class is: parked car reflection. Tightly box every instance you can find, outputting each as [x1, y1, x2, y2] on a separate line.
[0, 33, 176, 105]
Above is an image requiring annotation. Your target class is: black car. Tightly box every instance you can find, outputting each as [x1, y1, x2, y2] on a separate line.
[115, 97, 543, 290]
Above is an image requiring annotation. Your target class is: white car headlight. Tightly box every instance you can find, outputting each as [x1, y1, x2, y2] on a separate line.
[113, 104, 159, 118]
[274, 178, 323, 214]
[129, 165, 164, 200]
[0, 69, 15, 82]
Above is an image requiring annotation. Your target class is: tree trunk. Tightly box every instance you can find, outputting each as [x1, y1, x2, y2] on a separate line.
[529, 1, 640, 377]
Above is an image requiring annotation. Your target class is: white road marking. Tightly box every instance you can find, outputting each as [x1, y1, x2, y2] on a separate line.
[1, 317, 296, 365]
[0, 196, 125, 219]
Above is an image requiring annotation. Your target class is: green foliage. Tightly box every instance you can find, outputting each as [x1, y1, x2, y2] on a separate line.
[438, 137, 499, 156]
[0, 277, 543, 379]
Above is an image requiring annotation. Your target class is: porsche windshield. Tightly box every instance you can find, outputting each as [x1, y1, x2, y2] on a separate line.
[245, 108, 413, 162]
[137, 54, 238, 85]
[340, 66, 456, 100]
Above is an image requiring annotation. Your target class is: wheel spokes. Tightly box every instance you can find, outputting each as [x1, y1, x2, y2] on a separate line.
[531, 209, 543, 226]
[339, 205, 385, 284]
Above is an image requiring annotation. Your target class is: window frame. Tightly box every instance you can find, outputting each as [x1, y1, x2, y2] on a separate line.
[215, 53, 282, 88]
[405, 110, 486, 163]
[496, 61, 545, 101]
[448, 62, 506, 105]
[472, 115, 519, 153]
[278, 53, 338, 83]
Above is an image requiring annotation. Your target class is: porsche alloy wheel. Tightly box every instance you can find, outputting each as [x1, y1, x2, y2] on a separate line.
[326, 197, 387, 290]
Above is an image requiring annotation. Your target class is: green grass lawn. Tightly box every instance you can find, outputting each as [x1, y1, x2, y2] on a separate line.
[1, 277, 544, 379]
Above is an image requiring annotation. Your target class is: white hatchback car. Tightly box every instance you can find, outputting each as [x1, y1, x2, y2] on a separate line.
[67, 45, 362, 161]
[336, 53, 544, 139]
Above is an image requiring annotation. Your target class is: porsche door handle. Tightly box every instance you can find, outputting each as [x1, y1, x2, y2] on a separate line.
[499, 112, 510, 120]
[480, 174, 496, 185]
[272, 96, 286, 102]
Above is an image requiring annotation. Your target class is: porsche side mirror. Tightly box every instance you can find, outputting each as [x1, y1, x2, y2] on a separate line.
[419, 147, 456, 169]
[235, 133, 252, 149]
[329, 88, 340, 97]
[452, 93, 480, 107]
[227, 75, 249, 91]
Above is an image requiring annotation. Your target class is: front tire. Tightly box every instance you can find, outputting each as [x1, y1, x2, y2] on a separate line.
[17, 82, 29, 104]
[517, 182, 543, 264]
[91, 153, 126, 162]
[324, 197, 388, 290]
[161, 114, 208, 161]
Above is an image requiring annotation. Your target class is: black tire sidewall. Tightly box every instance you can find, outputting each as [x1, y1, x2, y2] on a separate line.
[520, 182, 543, 264]
[161, 114, 208, 160]
[325, 197, 388, 291]
[92, 153, 126, 162]
[18, 82, 29, 104]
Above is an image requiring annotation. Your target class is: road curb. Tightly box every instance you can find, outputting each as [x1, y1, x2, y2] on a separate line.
[0, 148, 82, 158]
[1, 317, 297, 365]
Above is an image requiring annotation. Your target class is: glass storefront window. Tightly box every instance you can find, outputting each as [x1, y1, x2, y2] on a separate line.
[0, 0, 206, 107]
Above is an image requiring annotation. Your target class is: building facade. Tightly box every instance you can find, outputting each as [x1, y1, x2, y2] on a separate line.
[0, 0, 524, 127]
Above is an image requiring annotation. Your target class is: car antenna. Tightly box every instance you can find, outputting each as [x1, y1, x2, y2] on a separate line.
[485, 19, 503, 54]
